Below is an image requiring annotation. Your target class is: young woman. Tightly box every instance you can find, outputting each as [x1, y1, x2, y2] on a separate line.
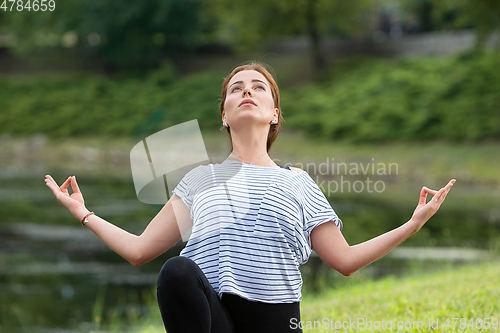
[45, 62, 455, 333]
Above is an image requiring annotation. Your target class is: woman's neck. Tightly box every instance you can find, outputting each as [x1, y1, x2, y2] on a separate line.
[228, 145, 275, 167]
[228, 124, 275, 166]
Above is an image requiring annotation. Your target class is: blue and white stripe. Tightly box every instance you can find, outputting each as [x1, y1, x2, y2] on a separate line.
[172, 159, 342, 303]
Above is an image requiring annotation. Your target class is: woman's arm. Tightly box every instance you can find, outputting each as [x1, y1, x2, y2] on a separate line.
[45, 175, 192, 266]
[311, 179, 455, 276]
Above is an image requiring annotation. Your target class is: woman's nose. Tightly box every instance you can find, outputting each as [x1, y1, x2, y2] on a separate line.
[242, 87, 252, 97]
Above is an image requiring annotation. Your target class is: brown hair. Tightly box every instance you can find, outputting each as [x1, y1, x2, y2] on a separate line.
[219, 62, 284, 153]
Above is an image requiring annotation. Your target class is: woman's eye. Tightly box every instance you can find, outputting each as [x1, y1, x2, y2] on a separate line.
[255, 86, 265, 91]
[231, 87, 241, 92]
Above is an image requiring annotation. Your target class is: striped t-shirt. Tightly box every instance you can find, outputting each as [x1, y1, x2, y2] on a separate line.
[172, 159, 343, 303]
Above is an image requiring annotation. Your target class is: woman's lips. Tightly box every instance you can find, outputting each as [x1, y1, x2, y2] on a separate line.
[239, 99, 256, 107]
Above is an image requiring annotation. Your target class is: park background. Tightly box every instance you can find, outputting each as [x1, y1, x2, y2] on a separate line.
[0, 0, 499, 332]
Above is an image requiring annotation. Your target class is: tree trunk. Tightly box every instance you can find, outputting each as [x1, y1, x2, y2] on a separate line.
[306, 0, 327, 71]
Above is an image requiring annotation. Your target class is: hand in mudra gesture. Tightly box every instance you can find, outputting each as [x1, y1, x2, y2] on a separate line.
[410, 179, 456, 231]
[45, 175, 86, 220]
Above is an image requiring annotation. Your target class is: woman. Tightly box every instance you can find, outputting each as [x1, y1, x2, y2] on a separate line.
[45, 62, 455, 333]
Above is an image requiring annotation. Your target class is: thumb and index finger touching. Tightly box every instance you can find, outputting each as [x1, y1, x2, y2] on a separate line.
[45, 175, 81, 196]
[70, 176, 81, 193]
[419, 179, 456, 205]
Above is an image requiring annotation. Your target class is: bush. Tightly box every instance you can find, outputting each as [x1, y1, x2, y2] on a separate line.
[281, 51, 500, 142]
[0, 68, 226, 139]
[1, 52, 499, 142]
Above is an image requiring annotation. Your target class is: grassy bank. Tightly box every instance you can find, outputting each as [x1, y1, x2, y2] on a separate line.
[299, 260, 500, 332]
[125, 260, 500, 333]
[2, 129, 500, 185]
[1, 129, 499, 225]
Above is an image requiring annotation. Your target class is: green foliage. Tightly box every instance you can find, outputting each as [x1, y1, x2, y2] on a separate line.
[400, 0, 500, 49]
[1, 52, 499, 142]
[281, 51, 500, 142]
[434, 0, 500, 49]
[0, 0, 217, 70]
[0, 68, 226, 138]
[208, 0, 371, 69]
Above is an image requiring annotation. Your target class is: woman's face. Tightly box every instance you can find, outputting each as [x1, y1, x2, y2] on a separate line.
[223, 70, 277, 128]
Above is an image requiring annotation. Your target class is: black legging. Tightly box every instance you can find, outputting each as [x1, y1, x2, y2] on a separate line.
[157, 256, 303, 333]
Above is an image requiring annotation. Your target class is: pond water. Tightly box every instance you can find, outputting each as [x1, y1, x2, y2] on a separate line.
[0, 170, 499, 332]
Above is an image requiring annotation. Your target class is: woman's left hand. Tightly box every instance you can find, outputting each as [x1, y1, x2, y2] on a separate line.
[410, 179, 456, 231]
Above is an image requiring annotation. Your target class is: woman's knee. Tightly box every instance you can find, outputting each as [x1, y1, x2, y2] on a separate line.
[157, 256, 199, 291]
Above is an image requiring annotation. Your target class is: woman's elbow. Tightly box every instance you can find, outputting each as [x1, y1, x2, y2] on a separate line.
[130, 246, 159, 266]
[131, 259, 143, 267]
[130, 250, 154, 267]
[129, 255, 143, 267]
[329, 261, 356, 276]
[340, 268, 355, 276]
[318, 253, 355, 276]
[129, 246, 146, 267]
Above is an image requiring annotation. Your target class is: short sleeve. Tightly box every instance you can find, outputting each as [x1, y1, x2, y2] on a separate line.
[172, 169, 196, 211]
[299, 172, 343, 239]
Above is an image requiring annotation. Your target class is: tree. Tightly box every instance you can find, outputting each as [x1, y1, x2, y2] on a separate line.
[402, 0, 500, 50]
[0, 0, 217, 72]
[440, 0, 500, 50]
[208, 0, 372, 71]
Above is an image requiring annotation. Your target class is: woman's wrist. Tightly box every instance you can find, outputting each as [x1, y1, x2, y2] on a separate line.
[408, 218, 422, 234]
[73, 206, 91, 222]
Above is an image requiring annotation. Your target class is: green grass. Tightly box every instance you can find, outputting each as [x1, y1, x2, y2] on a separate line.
[299, 261, 500, 332]
[123, 260, 500, 333]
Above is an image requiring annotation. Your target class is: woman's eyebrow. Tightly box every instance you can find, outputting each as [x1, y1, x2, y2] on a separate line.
[253, 79, 269, 87]
[229, 79, 269, 89]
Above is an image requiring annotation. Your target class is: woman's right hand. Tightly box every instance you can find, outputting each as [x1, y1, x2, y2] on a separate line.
[45, 175, 88, 220]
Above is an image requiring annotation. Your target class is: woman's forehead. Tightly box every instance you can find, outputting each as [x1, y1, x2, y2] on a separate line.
[228, 70, 268, 86]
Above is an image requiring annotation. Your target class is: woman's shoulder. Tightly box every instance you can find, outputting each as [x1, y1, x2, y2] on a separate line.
[279, 167, 319, 190]
[275, 166, 311, 195]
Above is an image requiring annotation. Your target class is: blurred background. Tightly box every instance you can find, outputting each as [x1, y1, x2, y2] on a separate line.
[1, 0, 499, 331]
